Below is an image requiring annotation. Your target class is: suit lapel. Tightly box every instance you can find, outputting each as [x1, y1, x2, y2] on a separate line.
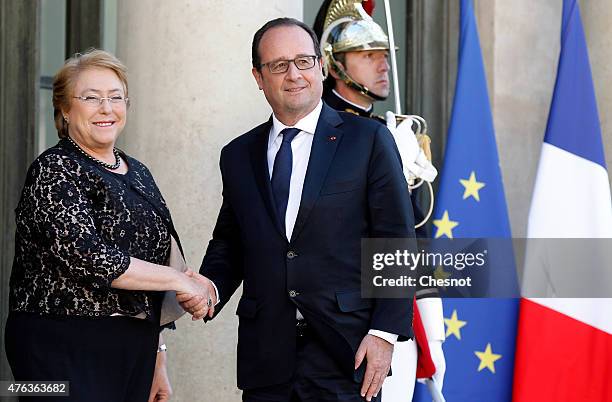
[248, 119, 286, 239]
[290, 104, 343, 243]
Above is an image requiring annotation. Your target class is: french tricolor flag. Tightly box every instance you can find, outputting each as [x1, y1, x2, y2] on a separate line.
[512, 0, 612, 401]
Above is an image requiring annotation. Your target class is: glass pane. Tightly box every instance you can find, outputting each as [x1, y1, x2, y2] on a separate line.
[40, 0, 66, 76]
[39, 89, 59, 153]
[103, 0, 118, 54]
[39, 0, 67, 154]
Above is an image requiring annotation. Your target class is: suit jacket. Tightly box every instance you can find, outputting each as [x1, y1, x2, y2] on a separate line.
[201, 103, 416, 390]
[322, 89, 430, 239]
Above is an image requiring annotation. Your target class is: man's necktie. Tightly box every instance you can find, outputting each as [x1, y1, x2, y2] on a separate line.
[271, 128, 300, 231]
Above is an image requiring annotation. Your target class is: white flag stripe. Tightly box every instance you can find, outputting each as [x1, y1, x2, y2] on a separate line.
[526, 142, 612, 333]
[528, 143, 612, 238]
[529, 298, 612, 334]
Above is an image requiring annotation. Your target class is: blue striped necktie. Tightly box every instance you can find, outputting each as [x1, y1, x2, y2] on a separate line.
[271, 128, 300, 230]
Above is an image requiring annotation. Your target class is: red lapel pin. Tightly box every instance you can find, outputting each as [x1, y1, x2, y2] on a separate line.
[328, 136, 337, 141]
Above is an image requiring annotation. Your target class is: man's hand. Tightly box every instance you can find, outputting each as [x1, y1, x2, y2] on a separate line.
[148, 348, 172, 402]
[176, 270, 217, 320]
[355, 334, 394, 401]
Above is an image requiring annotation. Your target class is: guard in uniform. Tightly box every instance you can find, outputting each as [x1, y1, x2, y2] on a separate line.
[314, 1, 447, 400]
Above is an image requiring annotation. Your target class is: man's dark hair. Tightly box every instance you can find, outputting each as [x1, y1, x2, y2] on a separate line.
[252, 17, 322, 70]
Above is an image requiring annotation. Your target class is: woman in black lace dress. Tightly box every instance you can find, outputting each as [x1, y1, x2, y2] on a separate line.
[4, 49, 215, 402]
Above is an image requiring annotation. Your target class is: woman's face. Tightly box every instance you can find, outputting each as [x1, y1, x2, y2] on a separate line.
[65, 67, 127, 150]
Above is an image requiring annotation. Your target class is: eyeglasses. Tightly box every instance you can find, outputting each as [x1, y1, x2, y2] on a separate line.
[73, 95, 129, 107]
[260, 55, 319, 74]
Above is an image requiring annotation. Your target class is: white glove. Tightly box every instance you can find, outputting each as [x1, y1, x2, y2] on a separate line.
[416, 298, 446, 391]
[385, 111, 438, 183]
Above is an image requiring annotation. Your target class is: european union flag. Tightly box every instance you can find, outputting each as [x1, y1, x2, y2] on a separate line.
[414, 0, 518, 400]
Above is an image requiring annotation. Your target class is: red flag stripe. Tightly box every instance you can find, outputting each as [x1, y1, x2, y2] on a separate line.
[512, 298, 612, 401]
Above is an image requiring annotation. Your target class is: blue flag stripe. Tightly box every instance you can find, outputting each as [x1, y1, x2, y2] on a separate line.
[543, 0, 606, 168]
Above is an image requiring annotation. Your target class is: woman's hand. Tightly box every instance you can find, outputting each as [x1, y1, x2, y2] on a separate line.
[148, 342, 172, 402]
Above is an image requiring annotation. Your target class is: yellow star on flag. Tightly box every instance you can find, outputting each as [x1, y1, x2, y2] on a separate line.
[433, 210, 459, 239]
[475, 343, 502, 373]
[434, 265, 451, 281]
[433, 265, 451, 290]
[444, 309, 467, 340]
[459, 171, 486, 201]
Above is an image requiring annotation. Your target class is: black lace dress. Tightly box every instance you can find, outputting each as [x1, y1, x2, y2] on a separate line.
[9, 138, 176, 319]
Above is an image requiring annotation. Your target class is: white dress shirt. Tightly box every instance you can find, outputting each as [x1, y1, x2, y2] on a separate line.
[267, 101, 321, 240]
[215, 100, 397, 345]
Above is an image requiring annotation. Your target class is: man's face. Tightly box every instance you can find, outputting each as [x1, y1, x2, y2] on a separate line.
[252, 25, 324, 124]
[343, 50, 390, 99]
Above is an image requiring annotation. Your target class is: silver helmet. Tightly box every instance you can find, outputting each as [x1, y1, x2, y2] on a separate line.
[319, 0, 392, 101]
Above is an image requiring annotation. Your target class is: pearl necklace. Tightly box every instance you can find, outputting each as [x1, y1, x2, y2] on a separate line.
[67, 137, 121, 170]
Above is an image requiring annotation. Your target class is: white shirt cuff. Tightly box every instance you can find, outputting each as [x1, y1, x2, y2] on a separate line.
[209, 280, 221, 306]
[368, 329, 398, 345]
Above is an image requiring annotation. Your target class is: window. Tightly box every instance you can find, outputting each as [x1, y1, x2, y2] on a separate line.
[37, 0, 117, 154]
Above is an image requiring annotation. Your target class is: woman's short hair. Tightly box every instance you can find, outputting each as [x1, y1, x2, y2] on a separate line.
[52, 49, 128, 138]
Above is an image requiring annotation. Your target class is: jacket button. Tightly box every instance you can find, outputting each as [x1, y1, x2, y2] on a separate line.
[287, 250, 297, 259]
[289, 290, 299, 298]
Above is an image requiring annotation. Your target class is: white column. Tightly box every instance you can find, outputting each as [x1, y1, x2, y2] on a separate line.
[476, 0, 561, 236]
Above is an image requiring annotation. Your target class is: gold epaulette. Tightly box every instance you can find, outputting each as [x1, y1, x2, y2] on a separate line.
[416, 133, 433, 162]
[344, 108, 361, 116]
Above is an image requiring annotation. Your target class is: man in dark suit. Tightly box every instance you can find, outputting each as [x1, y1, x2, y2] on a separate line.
[187, 18, 415, 402]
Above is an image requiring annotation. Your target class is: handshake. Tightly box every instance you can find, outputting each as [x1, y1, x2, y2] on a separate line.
[175, 270, 217, 321]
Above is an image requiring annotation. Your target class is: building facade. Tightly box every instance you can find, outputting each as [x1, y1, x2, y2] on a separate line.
[1, 1, 611, 401]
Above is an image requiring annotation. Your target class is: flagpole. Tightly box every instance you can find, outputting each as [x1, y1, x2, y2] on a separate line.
[382, 0, 402, 115]
[425, 378, 446, 402]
